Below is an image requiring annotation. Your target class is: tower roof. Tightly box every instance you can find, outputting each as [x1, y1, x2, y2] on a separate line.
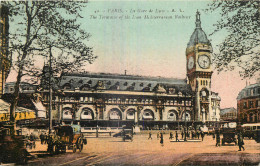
[187, 11, 210, 47]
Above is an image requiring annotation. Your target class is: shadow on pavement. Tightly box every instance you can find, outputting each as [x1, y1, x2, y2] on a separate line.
[110, 141, 133, 142]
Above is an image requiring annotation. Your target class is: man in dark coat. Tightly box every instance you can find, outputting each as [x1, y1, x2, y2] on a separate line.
[148, 131, 152, 140]
[169, 132, 173, 140]
[40, 133, 44, 144]
[160, 132, 164, 146]
[237, 133, 245, 151]
[216, 132, 220, 147]
[201, 132, 205, 141]
[181, 131, 184, 139]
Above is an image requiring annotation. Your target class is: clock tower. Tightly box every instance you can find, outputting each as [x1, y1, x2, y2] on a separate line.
[186, 11, 213, 123]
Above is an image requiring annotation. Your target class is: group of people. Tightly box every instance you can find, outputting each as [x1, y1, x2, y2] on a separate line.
[148, 130, 245, 151]
[39, 133, 48, 144]
[181, 130, 205, 141]
[148, 130, 205, 146]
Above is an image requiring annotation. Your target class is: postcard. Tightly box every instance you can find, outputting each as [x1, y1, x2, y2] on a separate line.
[0, 0, 259, 165]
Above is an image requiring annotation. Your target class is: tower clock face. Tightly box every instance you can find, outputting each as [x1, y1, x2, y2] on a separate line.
[188, 56, 194, 70]
[198, 55, 210, 69]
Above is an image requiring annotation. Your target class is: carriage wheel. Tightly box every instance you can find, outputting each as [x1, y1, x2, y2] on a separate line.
[61, 145, 66, 153]
[73, 144, 77, 153]
[53, 145, 59, 154]
[17, 149, 28, 165]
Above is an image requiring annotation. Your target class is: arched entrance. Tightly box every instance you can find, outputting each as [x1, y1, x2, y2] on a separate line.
[63, 107, 73, 120]
[109, 108, 122, 120]
[81, 108, 94, 120]
[182, 111, 191, 121]
[126, 109, 135, 120]
[142, 109, 154, 120]
[168, 110, 178, 121]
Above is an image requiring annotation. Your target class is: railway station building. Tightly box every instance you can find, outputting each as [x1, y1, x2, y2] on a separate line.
[39, 11, 221, 129]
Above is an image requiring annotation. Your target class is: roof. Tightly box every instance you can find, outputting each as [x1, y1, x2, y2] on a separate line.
[0, 99, 34, 113]
[236, 82, 260, 100]
[220, 107, 236, 115]
[187, 11, 210, 47]
[59, 72, 192, 94]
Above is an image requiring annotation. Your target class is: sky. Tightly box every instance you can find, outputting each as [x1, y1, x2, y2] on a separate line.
[6, 0, 257, 109]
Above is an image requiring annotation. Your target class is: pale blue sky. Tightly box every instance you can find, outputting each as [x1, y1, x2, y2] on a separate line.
[80, 1, 223, 76]
[7, 0, 255, 108]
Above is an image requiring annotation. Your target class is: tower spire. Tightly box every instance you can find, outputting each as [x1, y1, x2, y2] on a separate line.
[195, 10, 201, 28]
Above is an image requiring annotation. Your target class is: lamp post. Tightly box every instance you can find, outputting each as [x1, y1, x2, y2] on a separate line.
[184, 92, 187, 142]
[48, 46, 53, 135]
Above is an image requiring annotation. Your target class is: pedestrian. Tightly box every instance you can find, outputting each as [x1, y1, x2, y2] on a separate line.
[157, 131, 160, 140]
[237, 133, 245, 151]
[160, 132, 164, 146]
[197, 131, 200, 139]
[44, 133, 48, 144]
[29, 133, 34, 141]
[148, 131, 152, 140]
[169, 132, 173, 140]
[40, 133, 44, 144]
[201, 132, 205, 141]
[181, 131, 184, 139]
[216, 132, 220, 147]
[192, 131, 195, 139]
[175, 131, 179, 142]
[212, 133, 215, 140]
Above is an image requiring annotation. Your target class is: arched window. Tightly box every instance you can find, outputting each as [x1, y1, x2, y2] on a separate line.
[126, 109, 135, 120]
[182, 112, 191, 121]
[168, 110, 178, 121]
[81, 108, 94, 120]
[109, 108, 122, 120]
[63, 108, 73, 120]
[142, 109, 154, 120]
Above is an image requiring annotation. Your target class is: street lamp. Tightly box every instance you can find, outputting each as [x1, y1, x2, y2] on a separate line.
[184, 91, 187, 142]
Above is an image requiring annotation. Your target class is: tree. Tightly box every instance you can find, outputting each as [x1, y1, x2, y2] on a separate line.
[2, 1, 96, 135]
[206, 0, 259, 78]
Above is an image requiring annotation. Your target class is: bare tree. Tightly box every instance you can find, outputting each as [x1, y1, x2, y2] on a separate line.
[2, 1, 96, 135]
[206, 0, 259, 78]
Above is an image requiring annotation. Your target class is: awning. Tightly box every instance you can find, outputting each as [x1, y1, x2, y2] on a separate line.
[0, 99, 36, 121]
[32, 100, 46, 111]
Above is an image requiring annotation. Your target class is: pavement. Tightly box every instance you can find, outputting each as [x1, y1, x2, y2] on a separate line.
[9, 132, 260, 165]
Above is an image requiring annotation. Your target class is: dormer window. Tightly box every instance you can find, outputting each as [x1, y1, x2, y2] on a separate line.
[107, 81, 111, 85]
[169, 88, 175, 94]
[124, 82, 128, 86]
[140, 83, 143, 87]
[87, 80, 92, 84]
[63, 83, 71, 90]
[81, 84, 90, 91]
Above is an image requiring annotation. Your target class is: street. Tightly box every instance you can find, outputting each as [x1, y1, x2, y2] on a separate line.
[26, 133, 260, 166]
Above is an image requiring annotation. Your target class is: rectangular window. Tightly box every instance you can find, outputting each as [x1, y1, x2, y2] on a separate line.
[243, 102, 247, 109]
[249, 101, 254, 108]
[80, 97, 84, 102]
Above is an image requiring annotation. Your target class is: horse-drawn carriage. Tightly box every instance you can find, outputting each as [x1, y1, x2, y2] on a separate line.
[0, 126, 29, 164]
[47, 125, 87, 154]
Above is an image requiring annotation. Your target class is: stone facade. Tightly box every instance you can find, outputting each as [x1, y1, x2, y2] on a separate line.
[220, 107, 237, 121]
[237, 80, 260, 123]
